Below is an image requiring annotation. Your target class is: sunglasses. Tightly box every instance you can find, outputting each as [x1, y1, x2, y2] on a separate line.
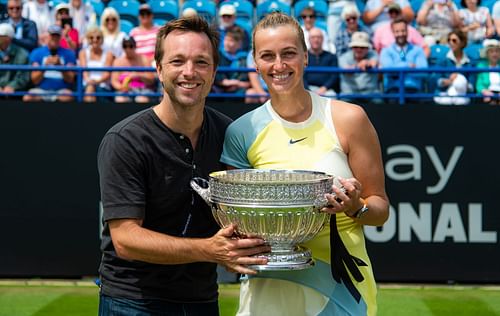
[221, 14, 234, 18]
[123, 44, 135, 49]
[139, 11, 152, 16]
[346, 16, 357, 22]
[301, 14, 316, 19]
[8, 6, 21, 11]
[106, 17, 117, 22]
[448, 38, 459, 43]
[89, 36, 102, 41]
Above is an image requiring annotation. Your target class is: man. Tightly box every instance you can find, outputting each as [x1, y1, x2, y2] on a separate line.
[97, 16, 269, 316]
[129, 3, 160, 66]
[362, 0, 414, 32]
[217, 4, 250, 53]
[300, 6, 332, 52]
[0, 0, 38, 51]
[339, 31, 380, 102]
[213, 26, 250, 95]
[373, 3, 429, 56]
[380, 17, 428, 95]
[110, 36, 156, 103]
[304, 27, 338, 96]
[0, 23, 29, 95]
[23, 24, 76, 102]
[69, 0, 96, 43]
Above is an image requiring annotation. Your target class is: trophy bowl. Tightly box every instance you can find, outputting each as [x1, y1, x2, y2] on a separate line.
[190, 169, 334, 271]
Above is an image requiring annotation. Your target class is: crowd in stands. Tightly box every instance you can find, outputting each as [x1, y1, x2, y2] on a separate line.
[1, 0, 500, 104]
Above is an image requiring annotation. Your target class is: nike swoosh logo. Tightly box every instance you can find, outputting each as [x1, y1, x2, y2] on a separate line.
[289, 137, 307, 145]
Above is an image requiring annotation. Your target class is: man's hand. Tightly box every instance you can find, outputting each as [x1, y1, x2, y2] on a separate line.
[207, 224, 270, 275]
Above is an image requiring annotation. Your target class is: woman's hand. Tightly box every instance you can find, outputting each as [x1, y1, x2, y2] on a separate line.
[322, 177, 365, 217]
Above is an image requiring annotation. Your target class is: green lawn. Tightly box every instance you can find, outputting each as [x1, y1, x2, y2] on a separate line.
[1, 283, 499, 316]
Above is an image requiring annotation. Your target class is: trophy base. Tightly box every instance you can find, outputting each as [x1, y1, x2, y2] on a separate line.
[248, 246, 315, 271]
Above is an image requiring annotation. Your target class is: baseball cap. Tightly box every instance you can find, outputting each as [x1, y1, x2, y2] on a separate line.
[349, 32, 371, 48]
[48, 24, 62, 35]
[219, 4, 236, 16]
[139, 3, 152, 13]
[55, 3, 70, 12]
[388, 3, 402, 12]
[0, 23, 14, 37]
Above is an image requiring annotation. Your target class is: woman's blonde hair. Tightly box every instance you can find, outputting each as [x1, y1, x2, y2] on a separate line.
[252, 12, 306, 57]
[100, 7, 121, 37]
[85, 26, 104, 41]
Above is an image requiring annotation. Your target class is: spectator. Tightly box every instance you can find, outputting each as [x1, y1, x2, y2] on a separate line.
[217, 4, 250, 53]
[363, 0, 415, 32]
[380, 18, 428, 95]
[327, 0, 358, 43]
[300, 6, 332, 52]
[1, 0, 38, 51]
[476, 39, 500, 104]
[459, 0, 494, 43]
[339, 31, 380, 102]
[493, 1, 500, 37]
[54, 3, 79, 53]
[182, 7, 198, 18]
[130, 4, 160, 66]
[100, 7, 126, 59]
[69, 0, 96, 43]
[416, 0, 461, 45]
[245, 52, 269, 104]
[78, 26, 113, 103]
[335, 3, 373, 56]
[23, 24, 76, 102]
[22, 0, 51, 46]
[213, 27, 250, 95]
[0, 23, 29, 95]
[433, 29, 472, 105]
[304, 27, 339, 96]
[373, 3, 430, 56]
[110, 36, 156, 103]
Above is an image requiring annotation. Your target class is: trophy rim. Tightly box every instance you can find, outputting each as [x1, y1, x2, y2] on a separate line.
[208, 169, 334, 184]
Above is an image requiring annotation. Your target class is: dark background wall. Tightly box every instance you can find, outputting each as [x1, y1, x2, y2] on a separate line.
[0, 100, 498, 283]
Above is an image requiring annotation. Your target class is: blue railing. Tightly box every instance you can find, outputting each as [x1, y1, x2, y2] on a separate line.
[1, 64, 499, 104]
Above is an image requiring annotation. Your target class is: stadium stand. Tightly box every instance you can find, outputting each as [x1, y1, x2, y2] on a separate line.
[149, 0, 179, 22]
[108, 0, 140, 27]
[220, 0, 255, 26]
[256, 0, 291, 21]
[294, 0, 328, 24]
[182, 0, 217, 24]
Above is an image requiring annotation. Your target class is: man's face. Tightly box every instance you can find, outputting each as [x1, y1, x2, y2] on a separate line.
[301, 10, 316, 30]
[220, 14, 236, 28]
[47, 34, 61, 50]
[392, 22, 408, 47]
[352, 46, 368, 60]
[308, 29, 323, 51]
[7, 1, 22, 20]
[156, 30, 216, 109]
[139, 10, 153, 26]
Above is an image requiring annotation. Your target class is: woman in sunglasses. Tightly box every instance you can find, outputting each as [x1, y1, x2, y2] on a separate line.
[335, 3, 373, 56]
[100, 7, 126, 58]
[300, 6, 332, 52]
[78, 26, 114, 102]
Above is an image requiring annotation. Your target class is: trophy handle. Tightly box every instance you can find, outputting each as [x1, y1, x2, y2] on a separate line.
[190, 177, 211, 205]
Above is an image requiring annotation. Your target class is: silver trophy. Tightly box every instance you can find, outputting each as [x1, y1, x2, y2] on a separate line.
[190, 169, 335, 271]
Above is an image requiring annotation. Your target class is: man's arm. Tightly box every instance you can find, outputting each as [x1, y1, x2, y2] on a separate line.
[109, 218, 270, 275]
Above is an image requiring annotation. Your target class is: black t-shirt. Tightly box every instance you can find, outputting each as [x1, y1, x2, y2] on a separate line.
[97, 106, 232, 303]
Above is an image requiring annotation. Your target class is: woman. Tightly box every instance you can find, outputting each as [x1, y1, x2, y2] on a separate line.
[54, 3, 79, 53]
[459, 0, 494, 43]
[221, 12, 389, 316]
[100, 7, 126, 58]
[78, 27, 114, 103]
[416, 0, 461, 45]
[110, 36, 156, 103]
[335, 3, 372, 56]
[476, 39, 500, 104]
[434, 29, 473, 105]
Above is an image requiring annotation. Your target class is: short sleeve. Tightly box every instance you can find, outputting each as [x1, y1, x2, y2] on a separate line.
[97, 132, 146, 221]
[221, 122, 252, 169]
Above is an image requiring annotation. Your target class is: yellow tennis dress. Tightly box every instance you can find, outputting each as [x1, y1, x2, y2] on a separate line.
[221, 92, 377, 316]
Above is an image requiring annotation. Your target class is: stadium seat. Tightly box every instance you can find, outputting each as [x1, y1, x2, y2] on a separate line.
[429, 44, 449, 66]
[256, 0, 291, 20]
[108, 0, 140, 26]
[120, 19, 135, 34]
[482, 0, 496, 12]
[294, 0, 328, 23]
[220, 0, 255, 25]
[88, 0, 104, 18]
[149, 0, 179, 22]
[182, 0, 217, 24]
[464, 43, 483, 66]
[154, 18, 169, 26]
[410, 0, 424, 14]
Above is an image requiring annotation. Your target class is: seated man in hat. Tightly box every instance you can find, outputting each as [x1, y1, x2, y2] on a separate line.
[338, 31, 381, 102]
[23, 24, 76, 102]
[0, 23, 29, 96]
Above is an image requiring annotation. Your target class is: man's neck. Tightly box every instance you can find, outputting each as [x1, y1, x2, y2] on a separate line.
[10, 17, 21, 24]
[310, 48, 323, 56]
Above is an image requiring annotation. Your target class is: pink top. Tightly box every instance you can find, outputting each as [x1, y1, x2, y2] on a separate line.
[60, 28, 79, 51]
[373, 22, 426, 53]
[129, 26, 160, 60]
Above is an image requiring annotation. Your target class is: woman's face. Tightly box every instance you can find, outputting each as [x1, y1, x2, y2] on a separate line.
[253, 25, 307, 95]
[87, 32, 102, 48]
[488, 47, 500, 64]
[104, 15, 118, 32]
[464, 0, 477, 8]
[448, 33, 463, 52]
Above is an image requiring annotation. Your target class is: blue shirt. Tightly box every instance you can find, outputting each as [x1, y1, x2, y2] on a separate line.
[304, 50, 339, 91]
[379, 43, 428, 91]
[29, 46, 76, 90]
